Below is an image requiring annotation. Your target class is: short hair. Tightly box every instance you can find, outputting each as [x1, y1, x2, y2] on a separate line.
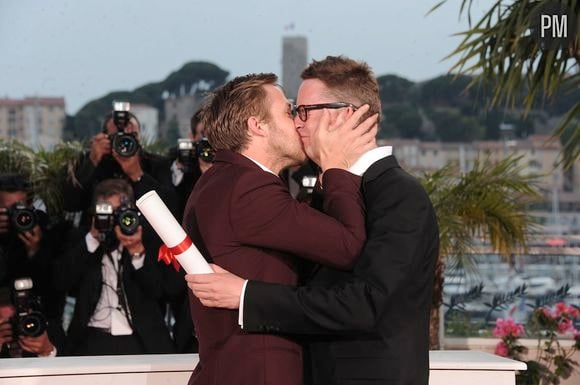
[301, 56, 381, 124]
[202, 73, 278, 152]
[93, 178, 134, 207]
[190, 109, 203, 137]
[0, 174, 32, 194]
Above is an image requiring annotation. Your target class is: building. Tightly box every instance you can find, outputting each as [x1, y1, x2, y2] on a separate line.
[282, 36, 308, 100]
[0, 97, 65, 149]
[131, 104, 159, 144]
[163, 94, 203, 140]
[384, 136, 580, 234]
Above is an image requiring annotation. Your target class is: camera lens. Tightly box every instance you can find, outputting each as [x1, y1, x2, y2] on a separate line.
[17, 311, 46, 338]
[117, 208, 140, 235]
[15, 212, 34, 228]
[113, 133, 138, 157]
[9, 204, 37, 233]
[196, 139, 215, 162]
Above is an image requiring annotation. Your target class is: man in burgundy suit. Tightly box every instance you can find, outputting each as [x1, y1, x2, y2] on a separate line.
[182, 73, 378, 385]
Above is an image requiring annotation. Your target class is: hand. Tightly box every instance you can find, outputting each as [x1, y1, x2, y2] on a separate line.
[199, 159, 213, 174]
[19, 331, 54, 356]
[313, 105, 379, 172]
[89, 133, 112, 166]
[112, 150, 144, 182]
[185, 264, 245, 309]
[17, 225, 43, 257]
[0, 317, 13, 348]
[0, 208, 9, 234]
[89, 217, 100, 239]
[115, 225, 145, 256]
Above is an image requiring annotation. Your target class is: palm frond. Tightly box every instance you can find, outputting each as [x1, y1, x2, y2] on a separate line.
[432, 0, 580, 168]
[420, 155, 542, 264]
[0, 139, 82, 220]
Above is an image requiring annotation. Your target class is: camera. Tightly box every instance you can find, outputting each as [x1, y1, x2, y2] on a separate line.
[94, 202, 140, 236]
[109, 101, 139, 157]
[11, 278, 47, 338]
[196, 138, 215, 163]
[177, 137, 215, 171]
[7, 202, 37, 233]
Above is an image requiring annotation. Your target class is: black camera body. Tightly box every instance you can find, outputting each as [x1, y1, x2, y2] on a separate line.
[109, 101, 139, 157]
[94, 202, 140, 236]
[11, 278, 47, 338]
[177, 138, 215, 171]
[7, 202, 37, 233]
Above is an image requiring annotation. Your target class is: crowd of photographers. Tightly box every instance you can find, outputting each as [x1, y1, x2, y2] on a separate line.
[0, 102, 216, 357]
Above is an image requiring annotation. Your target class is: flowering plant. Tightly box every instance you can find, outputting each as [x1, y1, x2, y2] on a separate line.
[494, 303, 580, 385]
[494, 317, 527, 359]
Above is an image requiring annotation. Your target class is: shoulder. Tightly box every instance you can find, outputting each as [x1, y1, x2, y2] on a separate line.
[374, 166, 426, 197]
[231, 167, 284, 197]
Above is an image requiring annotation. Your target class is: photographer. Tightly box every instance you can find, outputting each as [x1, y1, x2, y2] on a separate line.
[54, 179, 174, 355]
[170, 109, 214, 219]
[0, 174, 64, 358]
[63, 103, 177, 235]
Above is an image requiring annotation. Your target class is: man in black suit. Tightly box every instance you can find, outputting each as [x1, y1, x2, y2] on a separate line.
[187, 56, 438, 385]
[54, 178, 174, 355]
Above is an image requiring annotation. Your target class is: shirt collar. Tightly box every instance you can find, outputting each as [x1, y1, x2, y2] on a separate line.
[348, 146, 393, 176]
[243, 155, 278, 177]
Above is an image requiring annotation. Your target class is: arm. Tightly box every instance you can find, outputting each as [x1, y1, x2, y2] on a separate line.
[230, 169, 365, 270]
[243, 177, 439, 334]
[53, 229, 102, 292]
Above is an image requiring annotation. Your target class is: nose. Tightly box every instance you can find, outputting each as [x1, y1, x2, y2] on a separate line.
[294, 114, 304, 128]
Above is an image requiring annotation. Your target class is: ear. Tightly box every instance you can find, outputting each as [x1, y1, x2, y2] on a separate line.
[328, 107, 353, 126]
[247, 116, 267, 138]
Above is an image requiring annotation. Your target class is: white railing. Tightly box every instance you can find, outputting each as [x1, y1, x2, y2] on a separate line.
[0, 351, 526, 385]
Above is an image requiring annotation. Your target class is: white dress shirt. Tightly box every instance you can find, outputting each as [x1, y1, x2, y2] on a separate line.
[84, 232, 145, 335]
[238, 146, 393, 327]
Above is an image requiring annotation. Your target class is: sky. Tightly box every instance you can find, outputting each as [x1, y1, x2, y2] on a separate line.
[0, 0, 485, 115]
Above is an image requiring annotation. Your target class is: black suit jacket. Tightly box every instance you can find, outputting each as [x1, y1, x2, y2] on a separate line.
[244, 155, 439, 385]
[53, 229, 175, 355]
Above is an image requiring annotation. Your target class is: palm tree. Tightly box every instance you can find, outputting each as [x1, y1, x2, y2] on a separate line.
[430, 0, 579, 168]
[419, 155, 541, 348]
[0, 139, 82, 220]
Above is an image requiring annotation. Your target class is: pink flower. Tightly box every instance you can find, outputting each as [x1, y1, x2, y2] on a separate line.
[493, 318, 525, 338]
[495, 341, 509, 357]
[568, 306, 580, 319]
[557, 318, 574, 334]
[555, 303, 568, 317]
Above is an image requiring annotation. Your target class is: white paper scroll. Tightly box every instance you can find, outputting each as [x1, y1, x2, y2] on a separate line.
[136, 190, 213, 274]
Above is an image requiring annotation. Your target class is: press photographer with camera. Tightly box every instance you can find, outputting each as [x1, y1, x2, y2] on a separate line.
[0, 174, 64, 358]
[63, 102, 177, 231]
[54, 179, 174, 355]
[170, 108, 215, 219]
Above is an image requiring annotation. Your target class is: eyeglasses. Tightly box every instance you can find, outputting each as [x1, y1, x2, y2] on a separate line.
[292, 102, 358, 122]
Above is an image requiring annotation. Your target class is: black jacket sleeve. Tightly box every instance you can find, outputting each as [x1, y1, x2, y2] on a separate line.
[243, 170, 439, 336]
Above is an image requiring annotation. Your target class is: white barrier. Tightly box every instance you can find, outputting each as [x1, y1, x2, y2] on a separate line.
[0, 351, 525, 385]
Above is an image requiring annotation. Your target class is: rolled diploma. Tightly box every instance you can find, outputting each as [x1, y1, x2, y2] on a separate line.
[136, 190, 213, 274]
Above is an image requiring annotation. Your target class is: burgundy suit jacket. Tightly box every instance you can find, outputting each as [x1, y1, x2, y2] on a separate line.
[183, 150, 365, 385]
